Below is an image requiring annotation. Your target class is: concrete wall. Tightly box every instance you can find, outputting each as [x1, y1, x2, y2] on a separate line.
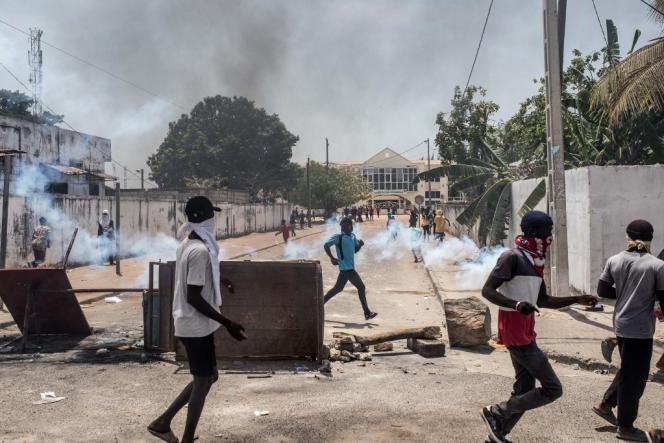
[510, 165, 664, 295]
[1, 193, 290, 267]
[0, 115, 111, 171]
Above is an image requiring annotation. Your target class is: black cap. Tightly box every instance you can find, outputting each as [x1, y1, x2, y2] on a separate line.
[520, 210, 553, 237]
[626, 219, 653, 241]
[184, 196, 221, 223]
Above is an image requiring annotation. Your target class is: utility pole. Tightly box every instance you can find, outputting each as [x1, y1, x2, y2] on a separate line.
[426, 138, 432, 208]
[543, 0, 569, 297]
[0, 154, 13, 269]
[306, 157, 311, 227]
[123, 166, 127, 189]
[115, 182, 121, 276]
[325, 138, 329, 170]
[136, 169, 144, 190]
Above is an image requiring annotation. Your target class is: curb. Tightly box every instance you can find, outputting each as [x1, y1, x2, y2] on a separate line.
[424, 265, 450, 345]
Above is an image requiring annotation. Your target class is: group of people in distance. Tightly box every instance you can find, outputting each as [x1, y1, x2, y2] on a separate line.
[342, 204, 380, 222]
[150, 195, 663, 443]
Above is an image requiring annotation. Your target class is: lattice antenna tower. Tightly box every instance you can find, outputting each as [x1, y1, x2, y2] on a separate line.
[28, 28, 44, 118]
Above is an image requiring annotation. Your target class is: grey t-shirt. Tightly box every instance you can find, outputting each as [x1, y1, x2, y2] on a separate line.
[600, 250, 664, 339]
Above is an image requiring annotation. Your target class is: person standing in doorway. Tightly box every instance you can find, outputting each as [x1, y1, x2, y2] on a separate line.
[592, 219, 664, 442]
[323, 217, 377, 321]
[97, 209, 116, 265]
[480, 210, 597, 443]
[31, 217, 51, 267]
[149, 196, 246, 443]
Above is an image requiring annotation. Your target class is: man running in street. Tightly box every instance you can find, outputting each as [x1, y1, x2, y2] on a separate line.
[149, 196, 247, 443]
[323, 217, 377, 321]
[480, 210, 597, 443]
[592, 219, 664, 442]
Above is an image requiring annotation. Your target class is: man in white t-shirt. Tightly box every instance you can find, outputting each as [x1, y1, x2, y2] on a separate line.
[149, 196, 247, 443]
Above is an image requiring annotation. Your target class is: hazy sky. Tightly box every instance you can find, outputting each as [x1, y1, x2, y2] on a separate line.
[1, 1, 661, 186]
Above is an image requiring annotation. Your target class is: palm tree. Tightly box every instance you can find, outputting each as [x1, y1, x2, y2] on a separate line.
[591, 1, 664, 123]
[417, 141, 546, 246]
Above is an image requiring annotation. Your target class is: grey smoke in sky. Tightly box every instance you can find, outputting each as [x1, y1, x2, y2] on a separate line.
[1, 0, 661, 186]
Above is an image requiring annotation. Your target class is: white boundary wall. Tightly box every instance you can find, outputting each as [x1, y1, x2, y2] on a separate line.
[510, 165, 664, 295]
[1, 193, 290, 267]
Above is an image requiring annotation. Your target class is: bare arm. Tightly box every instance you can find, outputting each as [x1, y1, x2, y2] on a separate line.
[324, 244, 339, 265]
[481, 276, 520, 311]
[657, 290, 664, 312]
[186, 285, 247, 341]
[537, 284, 597, 309]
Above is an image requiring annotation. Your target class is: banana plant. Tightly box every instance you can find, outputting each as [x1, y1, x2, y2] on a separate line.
[416, 140, 545, 246]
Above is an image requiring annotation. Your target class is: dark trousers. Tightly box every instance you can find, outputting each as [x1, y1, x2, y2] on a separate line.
[32, 247, 46, 266]
[601, 337, 653, 428]
[324, 270, 370, 315]
[494, 341, 563, 435]
[423, 225, 431, 240]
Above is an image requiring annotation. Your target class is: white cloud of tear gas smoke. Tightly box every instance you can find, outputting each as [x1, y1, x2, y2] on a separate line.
[454, 246, 506, 290]
[422, 236, 479, 266]
[276, 216, 505, 291]
[13, 165, 181, 268]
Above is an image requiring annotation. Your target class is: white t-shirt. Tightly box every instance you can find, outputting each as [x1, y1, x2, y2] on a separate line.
[173, 239, 221, 338]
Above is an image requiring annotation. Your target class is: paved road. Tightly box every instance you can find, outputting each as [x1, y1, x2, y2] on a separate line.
[0, 218, 662, 442]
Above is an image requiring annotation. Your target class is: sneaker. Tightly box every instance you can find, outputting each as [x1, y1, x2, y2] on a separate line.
[617, 427, 648, 442]
[364, 311, 378, 321]
[481, 406, 505, 443]
[647, 429, 663, 443]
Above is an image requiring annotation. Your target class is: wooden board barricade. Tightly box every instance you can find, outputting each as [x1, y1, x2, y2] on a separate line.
[145, 260, 325, 361]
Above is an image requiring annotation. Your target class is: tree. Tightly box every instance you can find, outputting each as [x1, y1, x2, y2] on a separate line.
[591, 1, 664, 123]
[291, 161, 372, 215]
[435, 85, 500, 164]
[418, 142, 545, 246]
[0, 89, 64, 125]
[147, 96, 299, 200]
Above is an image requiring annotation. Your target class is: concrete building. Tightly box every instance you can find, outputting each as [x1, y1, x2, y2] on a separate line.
[0, 115, 113, 196]
[331, 147, 448, 210]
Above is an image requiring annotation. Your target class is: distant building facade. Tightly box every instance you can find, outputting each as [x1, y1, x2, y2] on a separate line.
[0, 115, 114, 196]
[331, 147, 449, 210]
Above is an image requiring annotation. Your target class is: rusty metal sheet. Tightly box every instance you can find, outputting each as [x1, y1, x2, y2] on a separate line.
[0, 268, 91, 335]
[172, 260, 324, 360]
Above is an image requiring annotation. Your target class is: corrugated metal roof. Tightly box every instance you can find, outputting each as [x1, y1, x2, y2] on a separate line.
[43, 163, 117, 180]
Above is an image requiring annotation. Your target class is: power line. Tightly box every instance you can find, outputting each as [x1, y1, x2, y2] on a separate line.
[590, 0, 609, 47]
[0, 17, 185, 110]
[462, 0, 494, 97]
[0, 60, 157, 187]
[639, 0, 664, 17]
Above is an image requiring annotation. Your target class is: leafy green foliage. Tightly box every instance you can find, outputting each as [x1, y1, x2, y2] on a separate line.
[0, 89, 64, 125]
[291, 161, 372, 215]
[147, 96, 299, 200]
[435, 86, 500, 164]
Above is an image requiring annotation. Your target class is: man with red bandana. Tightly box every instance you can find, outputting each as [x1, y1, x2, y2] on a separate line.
[479, 210, 598, 443]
